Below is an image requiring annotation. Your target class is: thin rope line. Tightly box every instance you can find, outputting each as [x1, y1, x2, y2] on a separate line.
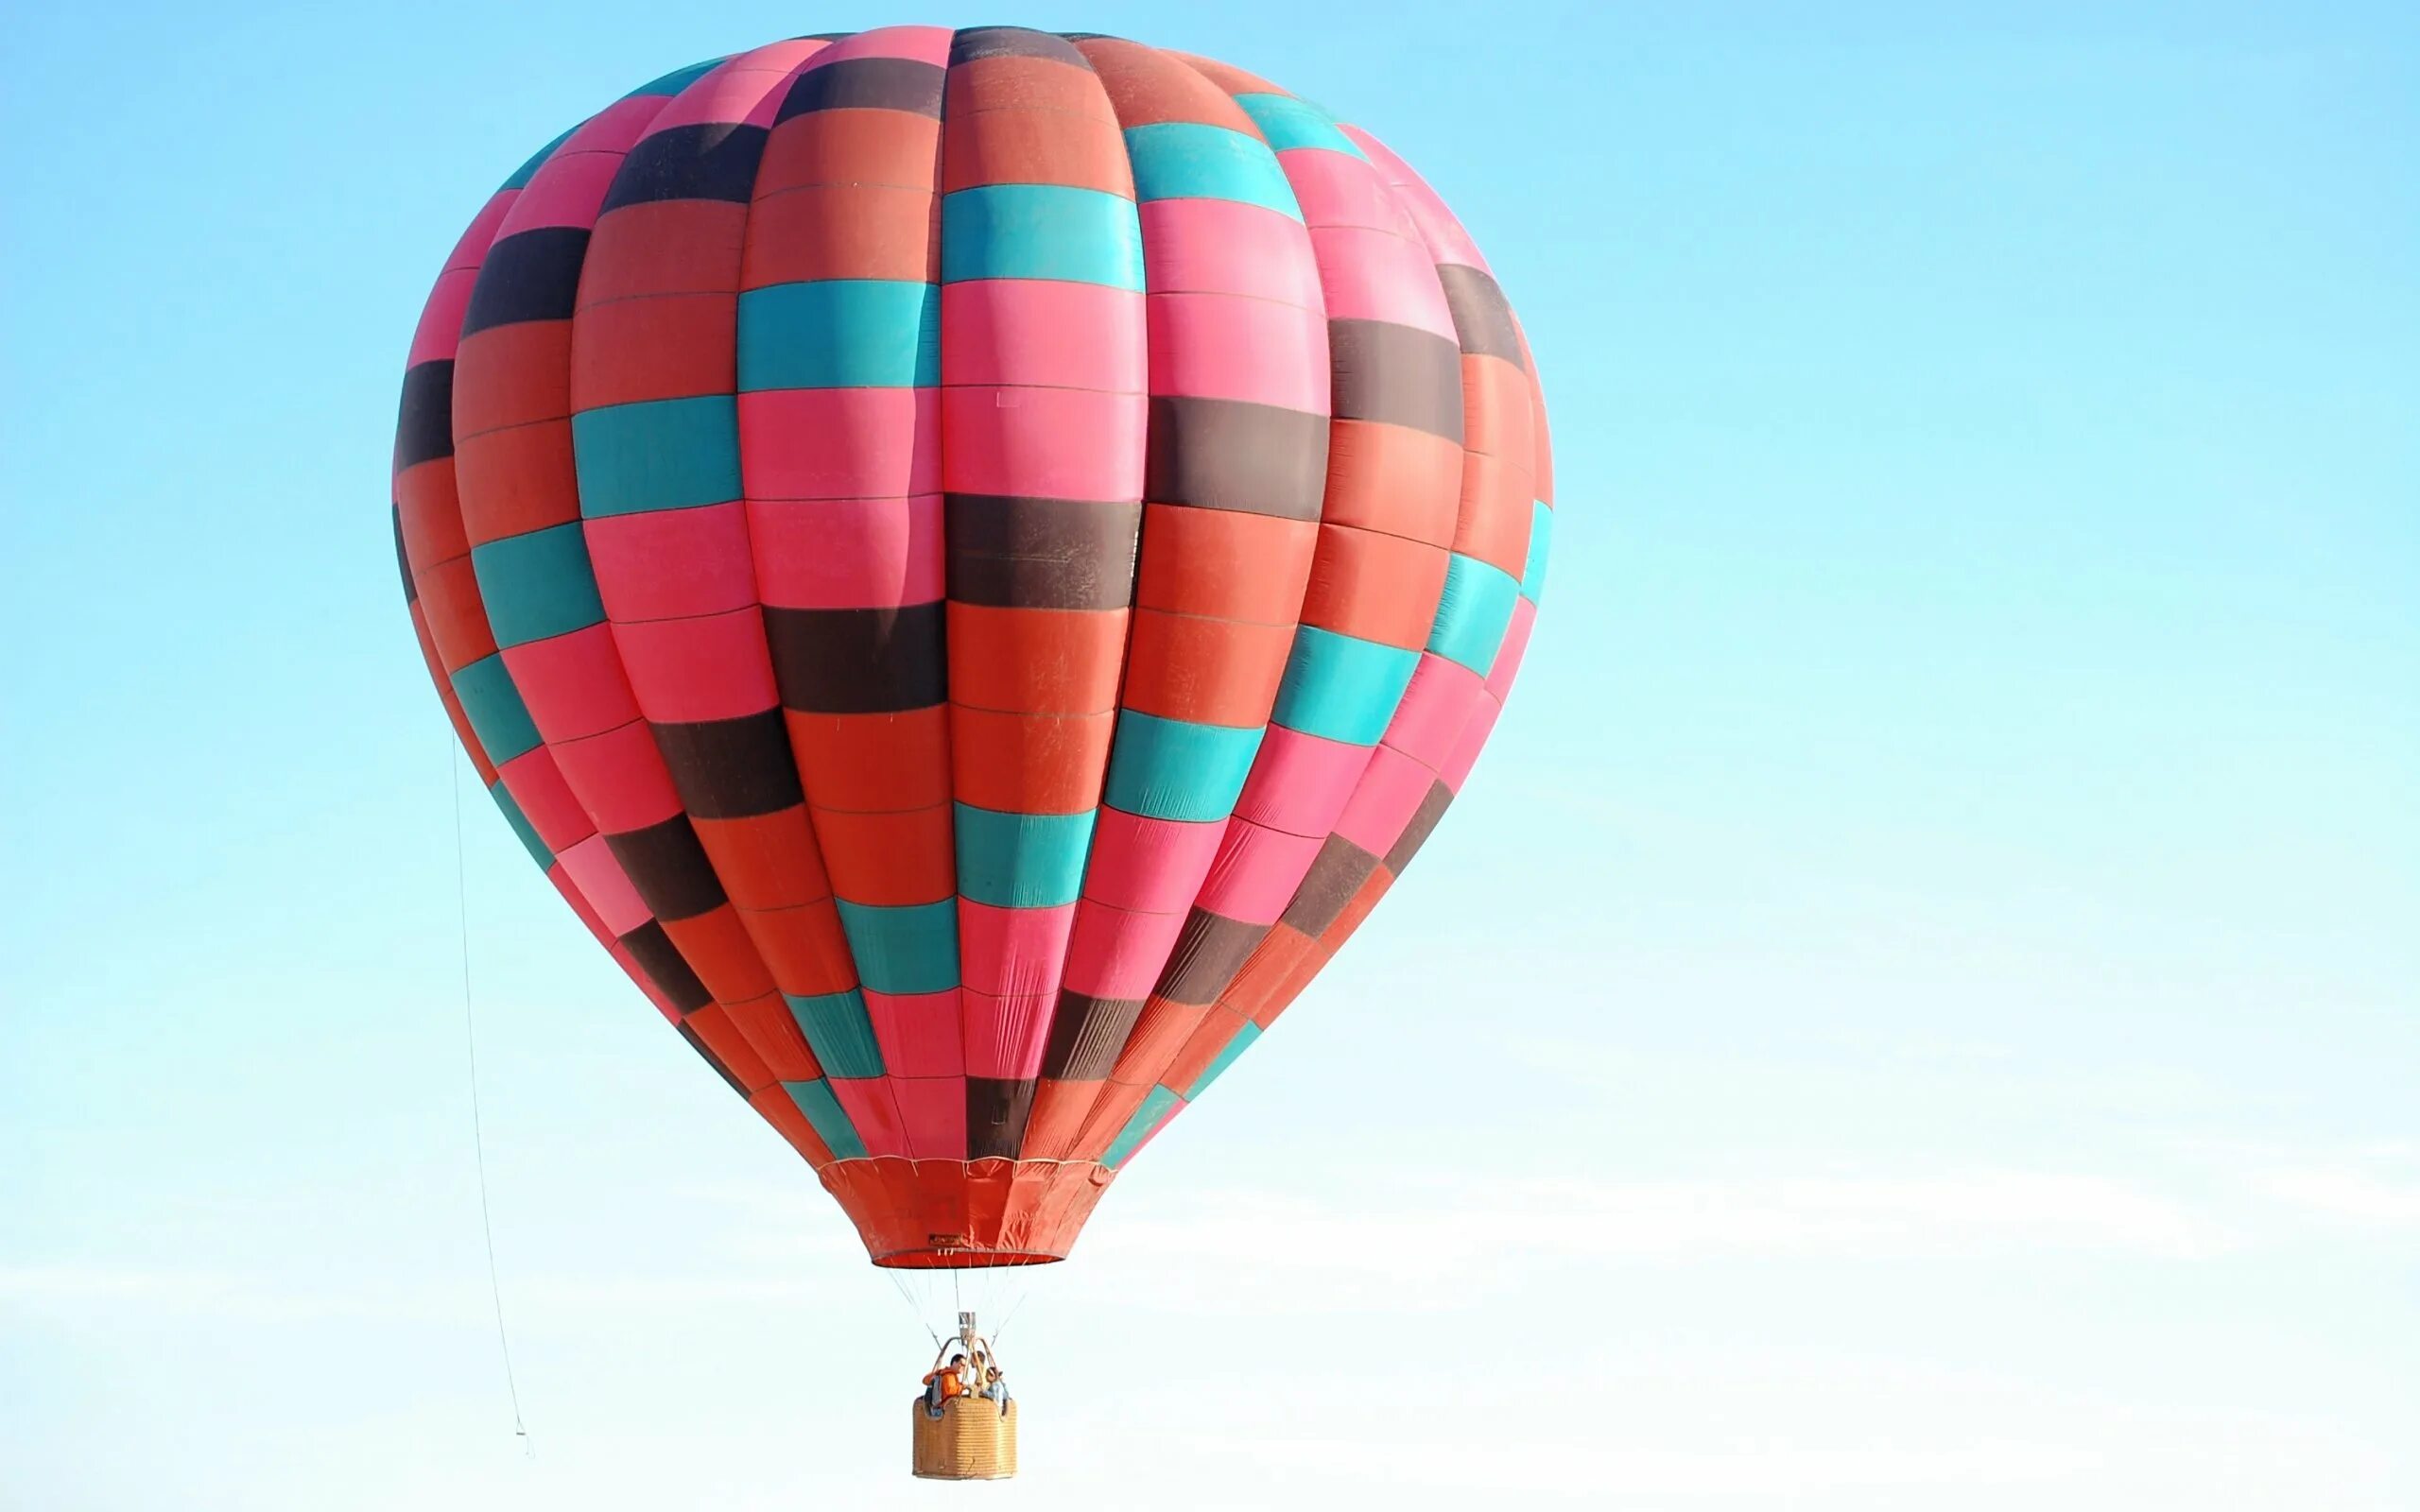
[888, 1267, 943, 1348]
[990, 1286, 1031, 1351]
[453, 742, 530, 1450]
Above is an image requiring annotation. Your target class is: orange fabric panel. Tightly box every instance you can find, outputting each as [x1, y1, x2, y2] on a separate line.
[755, 109, 943, 196]
[1132, 506, 1317, 623]
[809, 803, 956, 905]
[1520, 323, 1555, 507]
[944, 56, 1125, 138]
[1452, 447, 1535, 576]
[786, 707, 951, 814]
[1163, 1005, 1250, 1094]
[1069, 1078, 1157, 1162]
[393, 460, 469, 573]
[1322, 867, 1394, 950]
[1107, 996, 1212, 1086]
[940, 108, 1135, 196]
[735, 897, 859, 997]
[1216, 922, 1319, 1027]
[452, 320, 571, 435]
[750, 1085, 837, 1167]
[818, 1157, 1112, 1266]
[723, 990, 822, 1081]
[416, 555, 497, 672]
[1460, 353, 1536, 467]
[1297, 524, 1451, 647]
[575, 200, 749, 304]
[741, 182, 940, 285]
[1119, 610, 1296, 726]
[410, 604, 500, 787]
[950, 708, 1116, 814]
[686, 1003, 777, 1092]
[692, 808, 833, 912]
[1167, 52, 1283, 95]
[452, 418, 580, 543]
[1320, 420, 1462, 544]
[1017, 1078, 1102, 1160]
[946, 604, 1127, 715]
[1076, 38, 1261, 133]
[566, 292, 738, 409]
[664, 904, 781, 1004]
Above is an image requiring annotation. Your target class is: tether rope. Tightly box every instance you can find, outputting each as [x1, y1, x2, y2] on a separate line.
[453, 741, 531, 1452]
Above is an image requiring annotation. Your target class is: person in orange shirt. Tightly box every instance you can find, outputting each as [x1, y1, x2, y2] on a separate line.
[923, 1350, 969, 1418]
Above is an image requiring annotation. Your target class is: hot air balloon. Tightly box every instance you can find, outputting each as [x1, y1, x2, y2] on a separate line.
[390, 26, 1552, 1469]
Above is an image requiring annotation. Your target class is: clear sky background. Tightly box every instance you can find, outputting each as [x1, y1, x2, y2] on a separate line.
[3, 2, 2413, 1507]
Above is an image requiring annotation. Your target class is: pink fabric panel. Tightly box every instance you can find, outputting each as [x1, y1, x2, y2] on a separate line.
[828, 1078, 912, 1159]
[1195, 819, 1324, 925]
[1340, 126, 1494, 274]
[646, 44, 829, 131]
[1146, 294, 1328, 412]
[960, 989, 1051, 1079]
[1080, 811, 1226, 912]
[559, 833, 652, 936]
[547, 720, 683, 833]
[500, 149, 624, 233]
[1278, 146, 1409, 235]
[1332, 743, 1437, 857]
[738, 388, 939, 501]
[1485, 596, 1539, 703]
[407, 266, 481, 366]
[865, 990, 964, 1078]
[1385, 654, 1486, 769]
[548, 863, 618, 949]
[1231, 727, 1373, 836]
[810, 24, 953, 65]
[1308, 224, 1458, 341]
[939, 387, 1147, 500]
[941, 282, 1146, 391]
[890, 1076, 967, 1160]
[497, 747, 594, 852]
[1061, 901, 1189, 1000]
[560, 95, 667, 157]
[749, 494, 944, 610]
[956, 902, 1079, 999]
[585, 501, 760, 621]
[501, 624, 641, 741]
[1442, 694, 1505, 795]
[1140, 199, 1323, 308]
[609, 608, 779, 723]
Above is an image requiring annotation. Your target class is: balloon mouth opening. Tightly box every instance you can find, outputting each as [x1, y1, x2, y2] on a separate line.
[873, 1248, 1066, 1271]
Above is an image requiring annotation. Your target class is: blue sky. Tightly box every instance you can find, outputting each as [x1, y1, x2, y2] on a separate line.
[3, 1, 2414, 1506]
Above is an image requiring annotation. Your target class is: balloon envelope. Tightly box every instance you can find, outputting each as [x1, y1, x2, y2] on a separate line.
[392, 26, 1553, 1267]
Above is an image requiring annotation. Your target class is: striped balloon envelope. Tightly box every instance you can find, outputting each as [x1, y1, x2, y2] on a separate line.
[391, 26, 1552, 1269]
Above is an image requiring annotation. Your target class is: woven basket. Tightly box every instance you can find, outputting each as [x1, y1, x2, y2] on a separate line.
[910, 1395, 1018, 1480]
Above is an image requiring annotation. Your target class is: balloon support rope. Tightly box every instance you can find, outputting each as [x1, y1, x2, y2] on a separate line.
[452, 741, 533, 1456]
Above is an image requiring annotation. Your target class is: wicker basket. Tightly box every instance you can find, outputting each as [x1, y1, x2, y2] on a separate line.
[910, 1395, 1018, 1480]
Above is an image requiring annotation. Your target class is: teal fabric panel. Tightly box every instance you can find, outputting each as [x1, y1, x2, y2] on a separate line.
[572, 396, 741, 517]
[1101, 712, 1267, 823]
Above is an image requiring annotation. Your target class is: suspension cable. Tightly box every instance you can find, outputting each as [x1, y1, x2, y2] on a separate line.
[452, 741, 531, 1451]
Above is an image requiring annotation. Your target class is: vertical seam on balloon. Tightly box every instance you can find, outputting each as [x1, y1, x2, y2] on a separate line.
[739, 29, 958, 1160]
[397, 98, 791, 1125]
[1025, 40, 1333, 1164]
[1171, 124, 1551, 1092]
[938, 27, 1147, 1162]
[569, 44, 909, 1160]
[1049, 58, 1450, 1162]
[488, 60, 838, 1149]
